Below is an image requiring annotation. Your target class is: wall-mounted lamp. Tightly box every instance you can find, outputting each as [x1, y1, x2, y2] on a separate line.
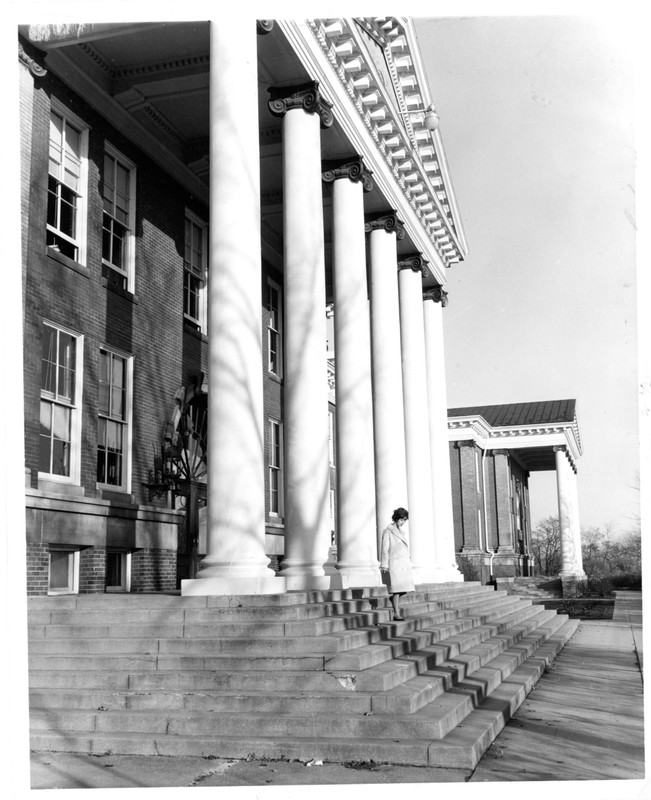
[408, 104, 439, 132]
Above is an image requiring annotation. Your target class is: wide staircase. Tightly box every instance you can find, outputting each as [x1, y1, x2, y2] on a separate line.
[28, 583, 579, 769]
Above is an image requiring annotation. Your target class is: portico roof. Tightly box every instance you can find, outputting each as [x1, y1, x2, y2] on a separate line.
[447, 399, 582, 471]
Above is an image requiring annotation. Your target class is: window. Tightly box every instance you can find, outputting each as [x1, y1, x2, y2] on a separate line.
[267, 280, 282, 376]
[47, 102, 88, 263]
[97, 347, 132, 490]
[48, 547, 79, 595]
[269, 419, 283, 517]
[102, 145, 136, 290]
[106, 549, 131, 592]
[328, 409, 336, 466]
[39, 323, 82, 481]
[184, 212, 208, 329]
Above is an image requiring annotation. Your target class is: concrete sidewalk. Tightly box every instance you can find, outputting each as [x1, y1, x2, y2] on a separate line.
[28, 591, 646, 795]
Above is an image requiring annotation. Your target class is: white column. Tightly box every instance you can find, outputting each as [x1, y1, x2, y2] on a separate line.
[324, 160, 380, 588]
[569, 462, 586, 576]
[269, 83, 333, 590]
[367, 215, 409, 550]
[555, 446, 582, 577]
[398, 256, 437, 584]
[423, 290, 463, 582]
[183, 20, 279, 595]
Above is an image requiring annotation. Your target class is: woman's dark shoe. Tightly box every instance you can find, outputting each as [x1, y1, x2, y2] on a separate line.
[393, 616, 405, 621]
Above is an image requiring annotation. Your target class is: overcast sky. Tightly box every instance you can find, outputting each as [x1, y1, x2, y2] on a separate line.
[414, 13, 641, 534]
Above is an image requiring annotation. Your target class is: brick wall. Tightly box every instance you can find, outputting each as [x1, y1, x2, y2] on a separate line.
[25, 543, 49, 596]
[131, 549, 177, 592]
[79, 547, 107, 593]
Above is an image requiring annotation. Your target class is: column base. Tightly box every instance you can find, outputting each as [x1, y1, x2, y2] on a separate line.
[329, 568, 383, 590]
[283, 575, 332, 591]
[182, 576, 286, 596]
[430, 564, 464, 583]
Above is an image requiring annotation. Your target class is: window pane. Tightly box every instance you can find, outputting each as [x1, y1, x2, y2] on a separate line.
[41, 327, 57, 394]
[106, 552, 123, 586]
[49, 550, 72, 590]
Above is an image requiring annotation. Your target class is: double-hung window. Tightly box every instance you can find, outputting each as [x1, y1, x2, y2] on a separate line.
[39, 322, 82, 482]
[102, 145, 136, 291]
[184, 212, 208, 330]
[269, 419, 283, 517]
[97, 347, 132, 491]
[267, 280, 282, 377]
[47, 102, 88, 263]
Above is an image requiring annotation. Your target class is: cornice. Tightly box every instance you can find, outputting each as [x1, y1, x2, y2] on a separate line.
[448, 416, 582, 464]
[304, 17, 465, 268]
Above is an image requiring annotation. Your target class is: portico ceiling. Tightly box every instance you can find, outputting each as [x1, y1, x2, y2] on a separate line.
[20, 18, 466, 291]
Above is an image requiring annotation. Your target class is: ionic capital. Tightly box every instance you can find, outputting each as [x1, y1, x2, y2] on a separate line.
[256, 20, 274, 34]
[553, 445, 567, 454]
[398, 254, 428, 274]
[423, 285, 448, 307]
[268, 82, 334, 128]
[322, 157, 373, 191]
[364, 212, 405, 239]
[18, 41, 47, 77]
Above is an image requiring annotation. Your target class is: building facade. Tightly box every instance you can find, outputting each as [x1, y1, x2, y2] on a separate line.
[20, 18, 468, 596]
[448, 401, 586, 591]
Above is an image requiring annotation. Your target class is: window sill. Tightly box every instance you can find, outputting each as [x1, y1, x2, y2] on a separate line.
[183, 319, 208, 341]
[98, 488, 136, 504]
[46, 247, 89, 278]
[102, 277, 138, 304]
[267, 371, 284, 385]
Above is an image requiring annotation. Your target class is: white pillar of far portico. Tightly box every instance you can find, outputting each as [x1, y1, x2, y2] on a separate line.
[183, 20, 279, 595]
[367, 214, 409, 550]
[423, 289, 463, 582]
[569, 456, 586, 576]
[268, 82, 333, 590]
[555, 446, 585, 578]
[323, 159, 381, 588]
[398, 256, 438, 584]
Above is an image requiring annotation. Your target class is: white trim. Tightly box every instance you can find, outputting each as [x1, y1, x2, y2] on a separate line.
[48, 97, 90, 266]
[96, 345, 133, 493]
[105, 549, 132, 592]
[268, 418, 284, 518]
[38, 321, 84, 485]
[267, 277, 283, 378]
[102, 142, 137, 292]
[183, 209, 208, 330]
[47, 545, 80, 595]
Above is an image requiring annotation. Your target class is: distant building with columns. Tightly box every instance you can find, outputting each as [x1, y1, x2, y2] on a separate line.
[447, 401, 586, 593]
[20, 18, 469, 596]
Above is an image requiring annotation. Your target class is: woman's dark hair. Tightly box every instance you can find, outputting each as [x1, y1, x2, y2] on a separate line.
[392, 507, 409, 522]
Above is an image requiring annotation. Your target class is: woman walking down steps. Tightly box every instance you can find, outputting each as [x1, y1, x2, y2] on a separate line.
[380, 507, 414, 621]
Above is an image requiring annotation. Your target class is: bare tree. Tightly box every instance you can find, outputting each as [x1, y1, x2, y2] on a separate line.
[531, 515, 561, 576]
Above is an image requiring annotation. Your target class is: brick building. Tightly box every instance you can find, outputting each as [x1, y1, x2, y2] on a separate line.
[19, 17, 471, 597]
[448, 401, 586, 592]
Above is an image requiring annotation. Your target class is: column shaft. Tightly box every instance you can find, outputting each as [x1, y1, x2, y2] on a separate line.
[493, 450, 515, 551]
[423, 294, 462, 581]
[556, 448, 579, 575]
[278, 104, 331, 589]
[330, 175, 379, 587]
[398, 263, 437, 582]
[183, 20, 278, 595]
[368, 226, 409, 548]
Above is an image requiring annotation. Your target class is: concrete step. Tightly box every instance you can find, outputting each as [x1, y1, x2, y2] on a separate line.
[28, 618, 579, 767]
[28, 616, 567, 742]
[27, 585, 578, 769]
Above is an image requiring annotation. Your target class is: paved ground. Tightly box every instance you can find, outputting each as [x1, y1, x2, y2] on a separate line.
[26, 591, 647, 798]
